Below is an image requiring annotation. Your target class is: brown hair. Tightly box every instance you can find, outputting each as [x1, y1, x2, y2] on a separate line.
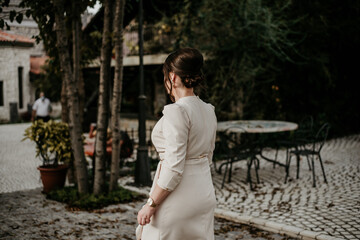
[163, 48, 205, 101]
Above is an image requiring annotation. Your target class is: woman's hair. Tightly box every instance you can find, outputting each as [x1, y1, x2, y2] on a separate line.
[163, 48, 205, 100]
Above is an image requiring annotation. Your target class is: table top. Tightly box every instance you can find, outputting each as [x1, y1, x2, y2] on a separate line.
[217, 120, 298, 133]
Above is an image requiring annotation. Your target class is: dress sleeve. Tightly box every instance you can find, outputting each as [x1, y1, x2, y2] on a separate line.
[208, 129, 217, 165]
[207, 104, 217, 165]
[157, 104, 190, 192]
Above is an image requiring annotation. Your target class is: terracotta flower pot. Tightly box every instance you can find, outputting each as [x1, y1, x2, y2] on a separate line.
[38, 165, 68, 193]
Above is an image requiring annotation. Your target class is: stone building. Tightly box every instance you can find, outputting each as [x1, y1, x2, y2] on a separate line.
[0, 31, 35, 122]
[0, 0, 49, 122]
[0, 0, 45, 57]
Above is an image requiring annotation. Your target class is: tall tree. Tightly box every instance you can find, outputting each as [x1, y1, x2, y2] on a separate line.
[93, 0, 114, 195]
[61, 80, 69, 122]
[109, 0, 126, 191]
[72, 1, 85, 127]
[53, 0, 89, 194]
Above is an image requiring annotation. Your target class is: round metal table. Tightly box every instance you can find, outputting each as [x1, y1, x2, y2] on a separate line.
[217, 120, 298, 133]
[216, 120, 298, 190]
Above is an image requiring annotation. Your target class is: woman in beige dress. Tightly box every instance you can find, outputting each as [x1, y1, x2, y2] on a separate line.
[137, 48, 217, 240]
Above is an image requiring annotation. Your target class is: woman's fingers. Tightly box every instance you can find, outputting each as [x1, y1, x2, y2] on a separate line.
[137, 214, 141, 225]
[137, 205, 153, 226]
[139, 217, 150, 226]
[138, 214, 148, 225]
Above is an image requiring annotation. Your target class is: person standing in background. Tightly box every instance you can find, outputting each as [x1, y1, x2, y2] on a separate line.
[31, 92, 52, 122]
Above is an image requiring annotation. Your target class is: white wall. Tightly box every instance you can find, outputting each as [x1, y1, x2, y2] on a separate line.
[0, 46, 33, 122]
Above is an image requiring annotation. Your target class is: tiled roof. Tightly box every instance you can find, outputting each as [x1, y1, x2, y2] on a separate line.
[30, 56, 48, 75]
[0, 30, 35, 47]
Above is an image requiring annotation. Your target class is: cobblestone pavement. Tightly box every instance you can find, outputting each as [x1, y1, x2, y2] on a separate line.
[1, 123, 359, 239]
[0, 123, 292, 239]
[120, 135, 359, 240]
[211, 135, 360, 240]
[0, 189, 293, 240]
[0, 123, 42, 193]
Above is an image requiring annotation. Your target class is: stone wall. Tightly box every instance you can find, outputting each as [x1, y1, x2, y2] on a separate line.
[7, 23, 45, 56]
[0, 46, 33, 121]
[0, 0, 45, 57]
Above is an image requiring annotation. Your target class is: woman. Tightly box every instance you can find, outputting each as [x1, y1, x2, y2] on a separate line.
[137, 48, 217, 240]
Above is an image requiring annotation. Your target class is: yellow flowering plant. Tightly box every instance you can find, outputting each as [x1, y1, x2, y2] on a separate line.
[23, 120, 73, 167]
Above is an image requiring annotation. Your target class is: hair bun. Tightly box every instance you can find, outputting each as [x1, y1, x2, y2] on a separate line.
[163, 48, 205, 91]
[182, 74, 204, 88]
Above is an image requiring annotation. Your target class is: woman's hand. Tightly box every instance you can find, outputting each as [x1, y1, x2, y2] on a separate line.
[137, 204, 156, 226]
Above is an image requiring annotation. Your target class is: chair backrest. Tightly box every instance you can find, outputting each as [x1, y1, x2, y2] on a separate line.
[296, 116, 314, 139]
[313, 123, 330, 152]
[215, 126, 249, 156]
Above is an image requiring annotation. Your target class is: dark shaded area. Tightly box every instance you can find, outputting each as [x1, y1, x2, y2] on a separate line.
[46, 185, 145, 211]
[177, 0, 360, 138]
[82, 64, 163, 131]
[241, 0, 360, 137]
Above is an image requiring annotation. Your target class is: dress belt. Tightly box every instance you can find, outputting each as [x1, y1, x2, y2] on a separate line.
[158, 152, 208, 161]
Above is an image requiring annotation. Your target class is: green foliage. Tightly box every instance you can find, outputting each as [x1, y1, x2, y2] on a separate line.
[47, 186, 144, 211]
[159, 0, 360, 135]
[165, 0, 301, 120]
[16, 0, 102, 103]
[23, 120, 74, 166]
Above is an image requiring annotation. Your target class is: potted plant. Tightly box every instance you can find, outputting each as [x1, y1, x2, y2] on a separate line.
[23, 120, 73, 193]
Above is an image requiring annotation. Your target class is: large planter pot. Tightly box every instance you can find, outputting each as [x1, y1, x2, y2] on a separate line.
[38, 165, 68, 193]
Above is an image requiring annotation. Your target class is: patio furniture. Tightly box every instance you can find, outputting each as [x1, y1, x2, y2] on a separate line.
[274, 116, 315, 174]
[216, 120, 298, 190]
[285, 123, 330, 187]
[215, 127, 260, 190]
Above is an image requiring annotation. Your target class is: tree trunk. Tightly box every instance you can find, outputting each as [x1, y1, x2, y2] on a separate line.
[78, 66, 85, 128]
[109, 0, 126, 192]
[76, 17, 85, 128]
[61, 80, 69, 123]
[68, 1, 82, 185]
[93, 0, 113, 195]
[71, 1, 85, 129]
[54, 0, 89, 194]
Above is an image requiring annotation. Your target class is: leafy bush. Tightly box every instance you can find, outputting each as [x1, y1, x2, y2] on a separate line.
[23, 120, 74, 167]
[47, 186, 145, 211]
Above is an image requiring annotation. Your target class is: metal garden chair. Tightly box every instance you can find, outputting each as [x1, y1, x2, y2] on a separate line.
[285, 123, 330, 187]
[274, 116, 315, 174]
[215, 126, 260, 190]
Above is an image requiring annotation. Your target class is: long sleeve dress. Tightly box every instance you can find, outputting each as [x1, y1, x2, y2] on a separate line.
[140, 95, 217, 240]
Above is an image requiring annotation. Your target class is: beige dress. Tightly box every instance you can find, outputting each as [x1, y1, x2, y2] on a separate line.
[140, 95, 217, 240]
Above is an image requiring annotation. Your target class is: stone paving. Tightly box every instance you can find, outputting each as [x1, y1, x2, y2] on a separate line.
[0, 123, 292, 240]
[0, 189, 293, 240]
[120, 135, 360, 240]
[0, 123, 42, 193]
[211, 134, 360, 239]
[1, 123, 359, 239]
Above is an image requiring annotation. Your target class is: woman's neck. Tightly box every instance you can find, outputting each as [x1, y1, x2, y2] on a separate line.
[174, 87, 195, 102]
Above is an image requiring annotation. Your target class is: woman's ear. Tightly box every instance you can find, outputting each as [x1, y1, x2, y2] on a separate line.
[169, 72, 175, 83]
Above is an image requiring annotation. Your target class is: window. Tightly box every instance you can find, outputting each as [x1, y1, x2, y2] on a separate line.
[0, 81, 4, 106]
[18, 67, 23, 109]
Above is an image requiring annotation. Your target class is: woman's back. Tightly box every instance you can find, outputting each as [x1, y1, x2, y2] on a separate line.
[174, 95, 217, 160]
